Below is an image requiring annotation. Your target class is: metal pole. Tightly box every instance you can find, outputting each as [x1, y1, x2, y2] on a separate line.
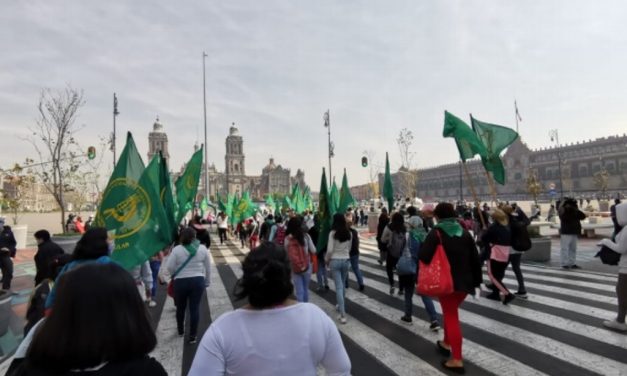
[202, 52, 209, 200]
[550, 129, 564, 199]
[459, 161, 463, 202]
[113, 93, 118, 166]
[328, 110, 332, 183]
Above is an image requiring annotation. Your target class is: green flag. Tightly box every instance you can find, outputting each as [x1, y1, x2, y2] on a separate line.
[329, 180, 339, 215]
[175, 147, 203, 223]
[233, 191, 257, 224]
[200, 197, 209, 217]
[265, 194, 276, 214]
[383, 152, 394, 211]
[471, 115, 519, 185]
[303, 186, 313, 211]
[94, 132, 145, 227]
[338, 169, 356, 213]
[157, 151, 177, 242]
[109, 155, 172, 269]
[316, 168, 332, 252]
[443, 111, 488, 162]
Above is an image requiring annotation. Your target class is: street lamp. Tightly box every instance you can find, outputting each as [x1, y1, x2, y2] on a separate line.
[323, 110, 333, 184]
[549, 129, 564, 199]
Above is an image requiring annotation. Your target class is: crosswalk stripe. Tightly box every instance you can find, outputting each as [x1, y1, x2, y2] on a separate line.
[353, 263, 625, 376]
[151, 291, 184, 376]
[207, 252, 235, 321]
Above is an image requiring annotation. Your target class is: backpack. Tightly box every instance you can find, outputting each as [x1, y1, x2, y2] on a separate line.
[287, 237, 309, 273]
[510, 218, 532, 252]
[274, 225, 287, 246]
[595, 245, 622, 265]
[387, 230, 406, 258]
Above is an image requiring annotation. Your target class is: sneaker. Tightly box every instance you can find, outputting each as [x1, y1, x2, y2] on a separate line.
[359, 284, 365, 292]
[514, 291, 528, 299]
[502, 293, 516, 306]
[397, 289, 403, 296]
[485, 293, 500, 301]
[148, 300, 157, 307]
[389, 287, 395, 295]
[400, 315, 413, 324]
[338, 316, 347, 324]
[562, 265, 571, 269]
[324, 284, 330, 291]
[377, 259, 383, 266]
[603, 320, 627, 332]
[178, 329, 184, 337]
[189, 336, 197, 344]
[571, 265, 581, 269]
[429, 321, 441, 331]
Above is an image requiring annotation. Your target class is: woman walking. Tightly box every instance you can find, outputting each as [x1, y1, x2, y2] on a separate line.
[381, 212, 406, 295]
[600, 202, 627, 332]
[376, 208, 390, 266]
[325, 213, 352, 324]
[482, 209, 516, 305]
[166, 228, 211, 344]
[284, 217, 317, 302]
[419, 203, 482, 373]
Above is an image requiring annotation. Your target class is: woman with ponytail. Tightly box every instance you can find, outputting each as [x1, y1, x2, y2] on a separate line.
[188, 242, 351, 376]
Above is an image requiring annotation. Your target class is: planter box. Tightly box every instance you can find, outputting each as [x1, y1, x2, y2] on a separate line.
[51, 234, 82, 254]
[521, 237, 552, 263]
[599, 201, 609, 212]
[12, 224, 28, 250]
[368, 213, 379, 234]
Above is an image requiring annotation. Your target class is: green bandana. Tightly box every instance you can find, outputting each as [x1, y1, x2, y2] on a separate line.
[409, 227, 427, 243]
[434, 218, 463, 237]
[184, 239, 200, 257]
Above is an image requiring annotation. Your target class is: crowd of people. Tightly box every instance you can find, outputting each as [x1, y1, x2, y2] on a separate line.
[1, 194, 625, 375]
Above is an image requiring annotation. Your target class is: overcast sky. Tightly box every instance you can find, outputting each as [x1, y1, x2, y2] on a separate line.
[2, 1, 627, 188]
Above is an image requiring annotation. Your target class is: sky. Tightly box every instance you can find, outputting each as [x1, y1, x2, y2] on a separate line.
[2, 1, 627, 188]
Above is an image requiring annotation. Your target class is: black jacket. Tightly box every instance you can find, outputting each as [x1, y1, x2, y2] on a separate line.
[349, 228, 360, 256]
[34, 240, 65, 285]
[0, 226, 17, 257]
[376, 215, 389, 252]
[9, 356, 167, 376]
[559, 205, 586, 235]
[419, 229, 482, 294]
[481, 223, 512, 246]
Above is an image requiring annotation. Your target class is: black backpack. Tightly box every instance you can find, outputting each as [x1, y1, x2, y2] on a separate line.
[387, 230, 406, 258]
[510, 218, 532, 252]
[595, 246, 621, 265]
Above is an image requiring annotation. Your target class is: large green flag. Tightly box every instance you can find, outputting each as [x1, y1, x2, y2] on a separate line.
[316, 168, 332, 252]
[383, 152, 394, 211]
[338, 168, 356, 213]
[443, 111, 488, 162]
[109, 155, 172, 269]
[233, 191, 257, 224]
[303, 186, 313, 211]
[329, 180, 339, 215]
[199, 197, 209, 218]
[174, 147, 203, 223]
[94, 132, 145, 227]
[471, 115, 519, 185]
[157, 151, 177, 242]
[265, 194, 276, 214]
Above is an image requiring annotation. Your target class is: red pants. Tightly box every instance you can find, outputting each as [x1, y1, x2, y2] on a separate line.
[439, 291, 467, 360]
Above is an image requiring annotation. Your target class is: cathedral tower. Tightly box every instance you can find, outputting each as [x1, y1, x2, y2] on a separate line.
[147, 116, 170, 165]
[225, 123, 246, 194]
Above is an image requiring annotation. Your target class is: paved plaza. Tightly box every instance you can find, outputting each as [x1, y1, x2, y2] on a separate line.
[1, 231, 625, 375]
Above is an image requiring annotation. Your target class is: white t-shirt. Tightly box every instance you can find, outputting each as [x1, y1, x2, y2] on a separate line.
[187, 303, 351, 376]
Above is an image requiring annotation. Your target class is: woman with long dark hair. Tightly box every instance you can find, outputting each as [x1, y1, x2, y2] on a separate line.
[166, 227, 210, 344]
[380, 212, 406, 295]
[419, 203, 482, 373]
[21, 263, 167, 375]
[325, 213, 352, 324]
[188, 242, 350, 375]
[284, 216, 316, 302]
[376, 208, 390, 265]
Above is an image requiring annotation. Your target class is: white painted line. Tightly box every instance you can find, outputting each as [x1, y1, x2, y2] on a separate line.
[151, 294, 184, 376]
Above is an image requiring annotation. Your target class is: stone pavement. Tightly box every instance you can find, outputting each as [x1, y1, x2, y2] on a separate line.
[2, 231, 626, 375]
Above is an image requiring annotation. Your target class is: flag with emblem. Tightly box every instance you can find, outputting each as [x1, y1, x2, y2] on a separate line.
[174, 146, 203, 223]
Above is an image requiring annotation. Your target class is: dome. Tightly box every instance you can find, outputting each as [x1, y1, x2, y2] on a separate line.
[229, 122, 239, 136]
[153, 116, 164, 132]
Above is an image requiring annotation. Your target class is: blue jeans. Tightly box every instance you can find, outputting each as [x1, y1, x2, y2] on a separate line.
[149, 260, 161, 299]
[347, 255, 364, 287]
[330, 259, 349, 316]
[292, 267, 312, 302]
[173, 276, 205, 337]
[316, 253, 328, 287]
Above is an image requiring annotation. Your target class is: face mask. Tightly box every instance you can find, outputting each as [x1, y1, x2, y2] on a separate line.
[108, 242, 115, 255]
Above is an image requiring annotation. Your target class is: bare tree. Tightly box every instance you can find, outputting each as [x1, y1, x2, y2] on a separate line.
[396, 128, 418, 198]
[28, 86, 85, 231]
[0, 163, 34, 224]
[363, 150, 380, 198]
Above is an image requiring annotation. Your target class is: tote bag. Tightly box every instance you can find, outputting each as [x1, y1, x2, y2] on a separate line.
[416, 231, 454, 297]
[396, 234, 416, 276]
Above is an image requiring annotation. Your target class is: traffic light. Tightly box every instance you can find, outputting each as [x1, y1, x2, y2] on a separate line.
[87, 146, 96, 160]
[361, 156, 368, 167]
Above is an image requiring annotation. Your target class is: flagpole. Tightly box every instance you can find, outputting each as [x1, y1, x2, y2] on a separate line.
[483, 169, 499, 204]
[462, 162, 487, 229]
[515, 100, 519, 134]
[202, 51, 209, 201]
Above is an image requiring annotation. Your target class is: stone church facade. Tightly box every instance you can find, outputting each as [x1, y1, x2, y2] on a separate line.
[381, 134, 627, 202]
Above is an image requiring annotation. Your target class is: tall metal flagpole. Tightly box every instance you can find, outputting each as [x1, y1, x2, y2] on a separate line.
[203, 52, 209, 200]
[112, 93, 119, 165]
[324, 110, 333, 185]
[515, 100, 521, 134]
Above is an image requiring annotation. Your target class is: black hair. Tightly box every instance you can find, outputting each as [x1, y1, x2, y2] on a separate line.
[407, 206, 418, 216]
[25, 263, 156, 372]
[275, 215, 283, 224]
[331, 213, 351, 242]
[179, 227, 196, 245]
[72, 227, 109, 261]
[234, 242, 293, 308]
[34, 230, 51, 242]
[267, 214, 274, 220]
[389, 212, 406, 233]
[286, 217, 305, 245]
[434, 202, 456, 219]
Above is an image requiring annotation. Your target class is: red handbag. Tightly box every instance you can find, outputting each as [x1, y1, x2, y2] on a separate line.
[416, 231, 454, 297]
[310, 253, 318, 274]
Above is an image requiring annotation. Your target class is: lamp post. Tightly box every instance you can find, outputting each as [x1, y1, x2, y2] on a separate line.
[323, 110, 334, 184]
[549, 129, 564, 199]
[202, 51, 209, 201]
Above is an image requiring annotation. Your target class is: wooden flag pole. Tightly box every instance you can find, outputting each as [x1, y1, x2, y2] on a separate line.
[462, 162, 487, 229]
[483, 169, 499, 205]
